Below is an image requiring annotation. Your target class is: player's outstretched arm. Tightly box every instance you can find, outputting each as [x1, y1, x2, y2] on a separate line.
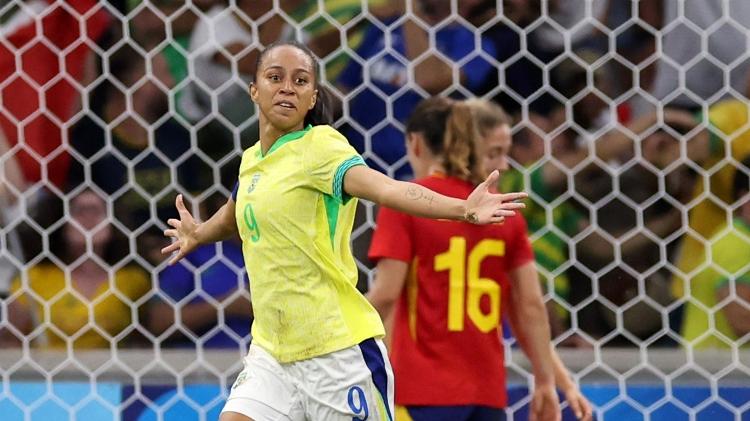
[343, 166, 527, 224]
[161, 194, 238, 265]
[507, 261, 560, 421]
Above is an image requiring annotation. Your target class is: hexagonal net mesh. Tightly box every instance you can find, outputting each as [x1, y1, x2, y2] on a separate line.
[0, 0, 749, 419]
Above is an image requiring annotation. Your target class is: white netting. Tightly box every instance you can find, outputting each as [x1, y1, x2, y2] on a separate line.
[0, 0, 749, 419]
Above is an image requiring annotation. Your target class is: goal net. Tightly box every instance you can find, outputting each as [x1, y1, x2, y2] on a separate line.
[0, 0, 749, 420]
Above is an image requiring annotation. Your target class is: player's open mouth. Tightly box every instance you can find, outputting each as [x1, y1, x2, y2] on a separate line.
[275, 101, 296, 109]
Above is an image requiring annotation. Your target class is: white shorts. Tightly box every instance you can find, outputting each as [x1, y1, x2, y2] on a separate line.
[222, 338, 394, 421]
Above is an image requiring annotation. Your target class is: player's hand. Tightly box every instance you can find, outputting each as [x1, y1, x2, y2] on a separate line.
[161, 194, 199, 265]
[562, 384, 593, 421]
[464, 170, 527, 224]
[530, 382, 561, 421]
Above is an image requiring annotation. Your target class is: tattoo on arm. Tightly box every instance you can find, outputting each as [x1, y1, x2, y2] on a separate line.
[405, 185, 435, 207]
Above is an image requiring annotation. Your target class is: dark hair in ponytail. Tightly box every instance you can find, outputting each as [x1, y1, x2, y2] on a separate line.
[406, 97, 482, 184]
[305, 84, 334, 127]
[254, 40, 334, 126]
[406, 97, 454, 155]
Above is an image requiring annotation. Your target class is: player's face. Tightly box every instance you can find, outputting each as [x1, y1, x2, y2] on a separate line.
[481, 124, 512, 177]
[250, 45, 318, 133]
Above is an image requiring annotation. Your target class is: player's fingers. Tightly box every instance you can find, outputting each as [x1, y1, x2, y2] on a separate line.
[167, 218, 181, 228]
[163, 229, 177, 238]
[499, 191, 528, 202]
[176, 194, 191, 218]
[489, 216, 506, 224]
[483, 170, 499, 188]
[493, 209, 516, 217]
[169, 250, 186, 266]
[499, 201, 526, 210]
[578, 397, 593, 421]
[161, 241, 180, 255]
[568, 396, 584, 420]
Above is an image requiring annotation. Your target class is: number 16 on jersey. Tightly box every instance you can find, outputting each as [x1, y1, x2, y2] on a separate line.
[435, 237, 504, 333]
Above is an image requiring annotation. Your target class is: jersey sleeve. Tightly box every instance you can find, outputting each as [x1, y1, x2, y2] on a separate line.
[506, 214, 535, 271]
[368, 205, 414, 263]
[303, 126, 366, 203]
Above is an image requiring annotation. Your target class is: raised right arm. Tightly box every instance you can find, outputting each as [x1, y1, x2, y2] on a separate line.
[162, 194, 238, 265]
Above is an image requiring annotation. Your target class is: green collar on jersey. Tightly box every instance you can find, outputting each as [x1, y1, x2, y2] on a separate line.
[262, 125, 312, 157]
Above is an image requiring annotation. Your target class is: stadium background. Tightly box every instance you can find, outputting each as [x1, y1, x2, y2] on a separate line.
[0, 0, 749, 419]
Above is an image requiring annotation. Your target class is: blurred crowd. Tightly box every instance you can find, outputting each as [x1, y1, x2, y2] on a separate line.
[0, 0, 749, 352]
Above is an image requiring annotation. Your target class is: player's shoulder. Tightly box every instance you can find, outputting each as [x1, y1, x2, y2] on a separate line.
[240, 142, 262, 164]
[413, 175, 454, 189]
[307, 125, 348, 144]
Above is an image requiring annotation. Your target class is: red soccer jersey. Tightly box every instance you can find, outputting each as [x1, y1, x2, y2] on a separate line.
[368, 174, 534, 408]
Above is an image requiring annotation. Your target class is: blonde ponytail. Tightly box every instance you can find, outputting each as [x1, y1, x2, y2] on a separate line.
[442, 101, 483, 184]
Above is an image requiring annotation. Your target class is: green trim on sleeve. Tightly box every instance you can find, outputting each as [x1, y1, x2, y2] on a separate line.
[333, 155, 366, 203]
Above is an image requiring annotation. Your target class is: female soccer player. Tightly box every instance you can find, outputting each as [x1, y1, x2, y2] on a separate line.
[162, 41, 527, 421]
[469, 98, 592, 421]
[367, 97, 591, 421]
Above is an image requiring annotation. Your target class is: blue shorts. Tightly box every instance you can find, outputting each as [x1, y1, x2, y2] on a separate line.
[397, 405, 506, 421]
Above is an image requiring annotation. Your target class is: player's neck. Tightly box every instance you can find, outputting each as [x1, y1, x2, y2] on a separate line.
[427, 163, 445, 176]
[259, 121, 304, 155]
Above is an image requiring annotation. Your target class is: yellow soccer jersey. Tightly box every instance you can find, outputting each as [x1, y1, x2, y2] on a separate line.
[673, 99, 750, 298]
[233, 125, 384, 362]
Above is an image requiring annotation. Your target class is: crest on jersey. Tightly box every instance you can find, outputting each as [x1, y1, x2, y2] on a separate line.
[247, 173, 261, 193]
[232, 370, 248, 390]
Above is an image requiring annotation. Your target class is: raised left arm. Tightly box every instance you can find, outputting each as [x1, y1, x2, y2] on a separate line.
[343, 166, 526, 224]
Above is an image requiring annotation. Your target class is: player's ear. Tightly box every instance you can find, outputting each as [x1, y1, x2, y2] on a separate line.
[309, 89, 318, 110]
[410, 133, 425, 157]
[249, 82, 258, 103]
